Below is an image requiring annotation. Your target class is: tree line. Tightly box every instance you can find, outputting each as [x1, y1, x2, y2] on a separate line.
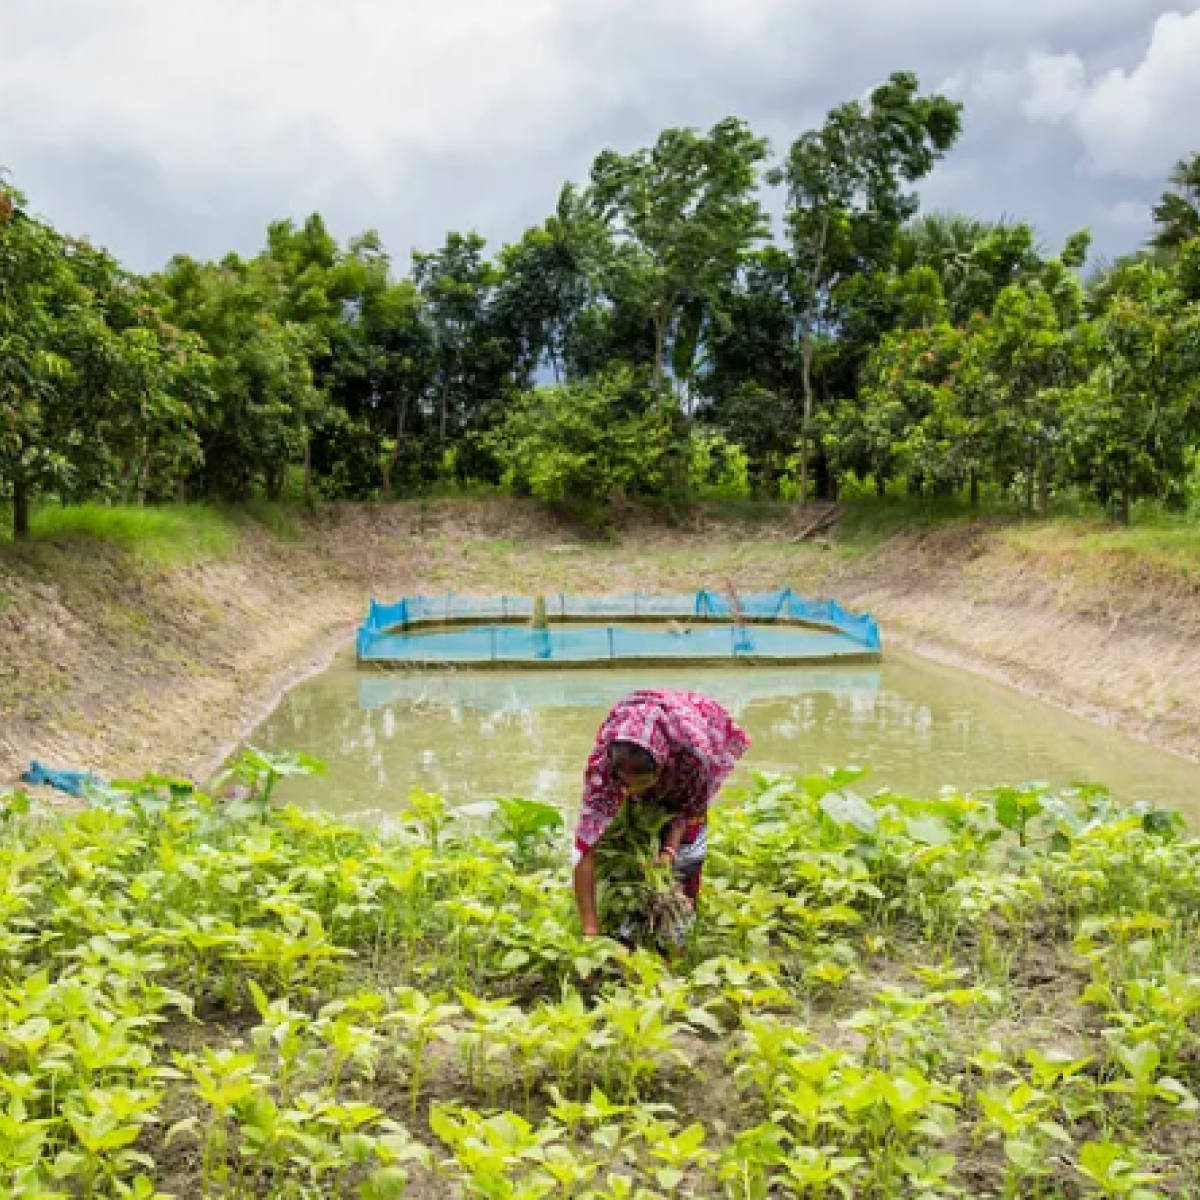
[3, 70, 1200, 538]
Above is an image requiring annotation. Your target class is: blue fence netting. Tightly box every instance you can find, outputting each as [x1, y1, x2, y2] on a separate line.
[357, 590, 883, 666]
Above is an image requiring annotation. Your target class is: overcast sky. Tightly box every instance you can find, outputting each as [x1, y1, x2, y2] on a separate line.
[3, 0, 1199, 274]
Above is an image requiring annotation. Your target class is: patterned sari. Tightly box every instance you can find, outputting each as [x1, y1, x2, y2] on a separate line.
[573, 690, 749, 945]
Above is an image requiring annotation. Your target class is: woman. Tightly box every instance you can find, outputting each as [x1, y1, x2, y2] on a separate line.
[572, 689, 750, 951]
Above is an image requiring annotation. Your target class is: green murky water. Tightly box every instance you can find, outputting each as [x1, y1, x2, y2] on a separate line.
[250, 648, 1200, 820]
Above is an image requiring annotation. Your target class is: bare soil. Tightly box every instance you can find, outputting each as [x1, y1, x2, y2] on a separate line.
[2, 501, 1198, 792]
[834, 520, 1200, 763]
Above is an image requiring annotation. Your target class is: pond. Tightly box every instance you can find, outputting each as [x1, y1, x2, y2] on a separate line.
[361, 621, 872, 665]
[250, 646, 1200, 821]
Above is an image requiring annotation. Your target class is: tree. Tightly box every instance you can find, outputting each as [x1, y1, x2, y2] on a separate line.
[970, 239, 1091, 514]
[412, 233, 507, 452]
[1065, 262, 1200, 523]
[589, 118, 769, 404]
[897, 215, 1043, 324]
[829, 319, 965, 498]
[157, 254, 322, 500]
[488, 369, 679, 504]
[0, 186, 77, 536]
[1, 181, 211, 533]
[1151, 153, 1200, 252]
[773, 70, 962, 505]
[699, 248, 803, 489]
[359, 280, 434, 501]
[493, 185, 606, 386]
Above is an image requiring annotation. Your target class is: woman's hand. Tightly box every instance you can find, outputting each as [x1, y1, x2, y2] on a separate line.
[574, 850, 601, 939]
[655, 845, 679, 871]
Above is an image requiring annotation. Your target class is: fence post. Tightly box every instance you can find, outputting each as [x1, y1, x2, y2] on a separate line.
[731, 625, 738, 658]
[608, 627, 616, 660]
[634, 592, 639, 617]
[491, 627, 497, 662]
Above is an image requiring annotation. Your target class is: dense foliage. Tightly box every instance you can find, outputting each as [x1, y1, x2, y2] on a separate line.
[4, 83, 1200, 535]
[2, 762, 1199, 1196]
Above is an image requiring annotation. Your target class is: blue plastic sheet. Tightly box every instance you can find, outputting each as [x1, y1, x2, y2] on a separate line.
[20, 760, 100, 799]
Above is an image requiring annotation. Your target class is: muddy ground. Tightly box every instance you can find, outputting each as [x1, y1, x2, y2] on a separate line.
[2, 500, 1198, 793]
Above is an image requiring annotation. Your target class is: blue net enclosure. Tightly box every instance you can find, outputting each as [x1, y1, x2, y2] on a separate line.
[357, 591, 882, 668]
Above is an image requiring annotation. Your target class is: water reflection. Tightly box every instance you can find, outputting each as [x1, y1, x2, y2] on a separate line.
[252, 652, 1200, 818]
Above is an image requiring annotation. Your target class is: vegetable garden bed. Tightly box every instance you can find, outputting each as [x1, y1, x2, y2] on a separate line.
[1, 759, 1198, 1198]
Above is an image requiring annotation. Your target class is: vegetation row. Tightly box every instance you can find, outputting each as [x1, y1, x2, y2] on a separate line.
[1, 752, 1198, 1197]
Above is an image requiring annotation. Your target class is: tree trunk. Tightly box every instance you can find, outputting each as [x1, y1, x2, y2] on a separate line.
[814, 448, 833, 502]
[303, 438, 315, 513]
[119, 455, 135, 505]
[653, 315, 666, 404]
[798, 325, 815, 508]
[1119, 485, 1131, 526]
[136, 443, 151, 505]
[1037, 462, 1050, 518]
[875, 469, 887, 499]
[969, 470, 980, 507]
[796, 211, 830, 511]
[381, 395, 409, 503]
[13, 477, 30, 539]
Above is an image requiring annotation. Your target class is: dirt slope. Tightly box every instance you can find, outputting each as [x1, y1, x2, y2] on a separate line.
[2, 501, 1197, 790]
[837, 521, 1200, 761]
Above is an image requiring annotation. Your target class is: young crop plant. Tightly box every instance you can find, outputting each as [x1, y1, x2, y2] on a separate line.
[2, 767, 1199, 1197]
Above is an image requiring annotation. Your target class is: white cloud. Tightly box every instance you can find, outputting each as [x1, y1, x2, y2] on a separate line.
[1022, 52, 1088, 122]
[0, 0, 1189, 267]
[1073, 8, 1200, 175]
[966, 6, 1200, 179]
[1105, 200, 1154, 230]
[3, 1, 573, 171]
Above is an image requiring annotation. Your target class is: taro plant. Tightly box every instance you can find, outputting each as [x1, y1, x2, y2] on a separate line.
[214, 747, 325, 819]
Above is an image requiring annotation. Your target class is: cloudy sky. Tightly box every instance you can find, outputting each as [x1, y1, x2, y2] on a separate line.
[3, 0, 1199, 273]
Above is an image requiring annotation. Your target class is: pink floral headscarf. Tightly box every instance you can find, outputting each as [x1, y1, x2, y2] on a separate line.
[573, 690, 749, 862]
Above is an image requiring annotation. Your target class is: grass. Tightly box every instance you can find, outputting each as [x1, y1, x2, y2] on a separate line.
[831, 496, 1025, 547]
[231, 499, 307, 541]
[16, 503, 240, 566]
[1002, 516, 1200, 578]
[3, 495, 1198, 593]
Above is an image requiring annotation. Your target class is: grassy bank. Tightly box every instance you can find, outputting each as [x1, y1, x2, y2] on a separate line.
[1, 764, 1197, 1197]
[10, 496, 1199, 575]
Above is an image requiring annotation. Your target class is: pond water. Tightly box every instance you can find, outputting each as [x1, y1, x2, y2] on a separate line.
[250, 647, 1200, 821]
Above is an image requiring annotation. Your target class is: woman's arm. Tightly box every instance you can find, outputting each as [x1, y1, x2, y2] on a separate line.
[572, 739, 625, 936]
[658, 816, 687, 866]
[573, 848, 601, 937]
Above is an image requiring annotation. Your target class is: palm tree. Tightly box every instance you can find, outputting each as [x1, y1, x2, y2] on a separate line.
[897, 213, 1040, 322]
[1151, 153, 1200, 252]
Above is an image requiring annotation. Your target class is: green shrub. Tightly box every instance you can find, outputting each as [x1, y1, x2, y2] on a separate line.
[489, 369, 680, 504]
[689, 431, 752, 499]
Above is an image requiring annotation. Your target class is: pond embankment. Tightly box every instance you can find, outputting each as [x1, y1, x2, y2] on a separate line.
[2, 501, 1198, 792]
